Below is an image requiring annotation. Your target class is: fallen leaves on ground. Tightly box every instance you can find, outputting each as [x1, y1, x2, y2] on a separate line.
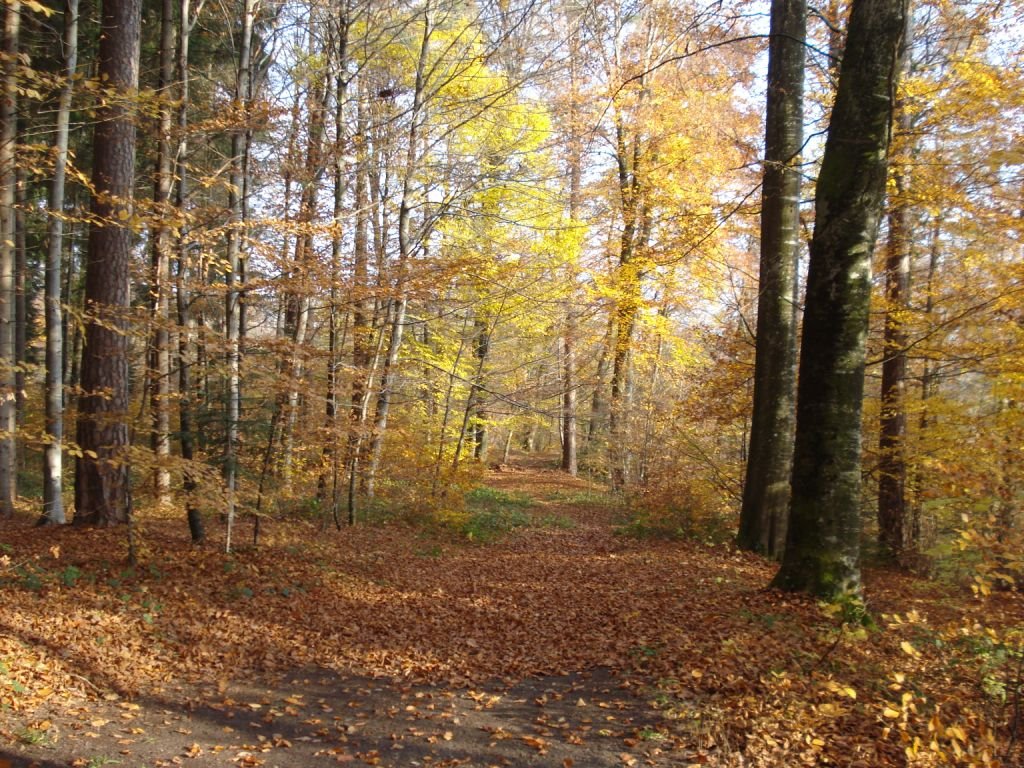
[1, 465, 1021, 767]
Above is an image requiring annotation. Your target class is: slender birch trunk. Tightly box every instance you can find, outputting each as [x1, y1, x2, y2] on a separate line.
[40, 0, 79, 525]
[148, 0, 175, 510]
[224, 0, 254, 553]
[0, 0, 19, 518]
[560, 33, 581, 477]
[366, 7, 431, 497]
[319, 6, 350, 513]
[176, 0, 203, 542]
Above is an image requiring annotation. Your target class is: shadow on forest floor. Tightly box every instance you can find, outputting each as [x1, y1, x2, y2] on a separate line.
[1, 455, 1020, 767]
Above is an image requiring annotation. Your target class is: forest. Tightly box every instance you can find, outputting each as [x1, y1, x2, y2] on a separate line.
[0, 0, 1022, 764]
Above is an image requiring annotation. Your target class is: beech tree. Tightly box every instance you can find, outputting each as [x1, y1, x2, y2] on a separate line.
[737, 0, 805, 559]
[772, 0, 909, 596]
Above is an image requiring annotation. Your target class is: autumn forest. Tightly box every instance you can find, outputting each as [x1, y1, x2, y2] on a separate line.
[1, 0, 1023, 763]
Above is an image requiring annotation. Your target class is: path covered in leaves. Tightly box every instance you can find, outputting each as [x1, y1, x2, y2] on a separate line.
[1, 462, 1020, 767]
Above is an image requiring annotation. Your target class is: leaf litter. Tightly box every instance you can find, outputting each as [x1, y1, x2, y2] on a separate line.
[0, 464, 1021, 766]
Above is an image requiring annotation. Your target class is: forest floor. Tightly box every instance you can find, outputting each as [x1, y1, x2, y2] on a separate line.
[0, 456, 1021, 767]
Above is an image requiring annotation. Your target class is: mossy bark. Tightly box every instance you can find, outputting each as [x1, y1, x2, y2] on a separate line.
[772, 0, 908, 598]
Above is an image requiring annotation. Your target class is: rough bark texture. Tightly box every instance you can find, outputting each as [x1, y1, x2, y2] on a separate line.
[74, 0, 141, 526]
[772, 0, 907, 597]
[738, 0, 805, 559]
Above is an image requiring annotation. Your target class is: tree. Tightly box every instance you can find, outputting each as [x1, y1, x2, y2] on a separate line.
[40, 0, 81, 526]
[175, 0, 204, 544]
[559, 16, 583, 479]
[364, 5, 430, 498]
[0, 0, 19, 519]
[74, 0, 141, 526]
[876, 15, 913, 562]
[772, 0, 908, 597]
[737, 0, 806, 559]
[148, 0, 176, 512]
[223, 0, 254, 552]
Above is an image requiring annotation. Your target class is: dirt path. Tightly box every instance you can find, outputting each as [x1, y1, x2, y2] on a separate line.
[2, 459, 729, 767]
[5, 457, 937, 767]
[2, 666, 679, 768]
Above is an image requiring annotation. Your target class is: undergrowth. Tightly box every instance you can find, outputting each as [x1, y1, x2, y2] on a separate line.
[457, 487, 533, 541]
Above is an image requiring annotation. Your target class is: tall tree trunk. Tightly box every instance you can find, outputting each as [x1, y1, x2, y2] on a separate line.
[877, 9, 914, 563]
[608, 89, 653, 490]
[0, 0, 19, 518]
[40, 0, 80, 525]
[638, 302, 668, 485]
[318, 7, 350, 514]
[608, 118, 642, 490]
[176, 0, 203, 543]
[561, 315, 577, 476]
[366, 8, 430, 498]
[63, 228, 81, 394]
[278, 23, 328, 495]
[431, 312, 470, 496]
[560, 26, 581, 478]
[75, 0, 141, 526]
[451, 315, 491, 479]
[910, 218, 940, 546]
[224, 0, 254, 553]
[346, 304, 386, 524]
[256, 89, 301, 496]
[471, 315, 490, 461]
[148, 0, 175, 511]
[14, 166, 24, 434]
[772, 0, 908, 597]
[738, 0, 805, 559]
[607, 17, 656, 490]
[343, 85, 370, 511]
[588, 313, 614, 443]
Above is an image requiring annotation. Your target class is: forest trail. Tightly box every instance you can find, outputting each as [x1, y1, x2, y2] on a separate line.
[0, 457, 1011, 767]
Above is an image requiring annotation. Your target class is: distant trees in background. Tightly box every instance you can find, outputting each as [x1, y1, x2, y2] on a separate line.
[0, 0, 1020, 595]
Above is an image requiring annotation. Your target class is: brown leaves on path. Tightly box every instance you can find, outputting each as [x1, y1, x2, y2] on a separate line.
[1, 464, 1021, 766]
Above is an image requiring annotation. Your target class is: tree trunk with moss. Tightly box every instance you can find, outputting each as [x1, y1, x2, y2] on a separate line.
[772, 0, 908, 597]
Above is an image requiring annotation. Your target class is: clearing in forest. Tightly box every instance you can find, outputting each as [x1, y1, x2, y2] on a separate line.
[0, 459, 1020, 767]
